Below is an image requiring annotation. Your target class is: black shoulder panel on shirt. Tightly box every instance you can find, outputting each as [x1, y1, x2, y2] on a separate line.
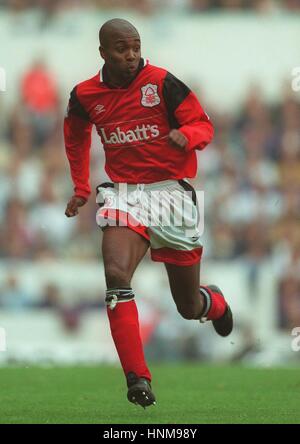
[162, 72, 191, 129]
[67, 86, 90, 121]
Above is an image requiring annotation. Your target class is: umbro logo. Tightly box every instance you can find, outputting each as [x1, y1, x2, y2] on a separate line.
[95, 104, 106, 114]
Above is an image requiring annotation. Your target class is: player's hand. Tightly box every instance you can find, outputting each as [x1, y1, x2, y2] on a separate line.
[168, 129, 188, 150]
[65, 196, 87, 217]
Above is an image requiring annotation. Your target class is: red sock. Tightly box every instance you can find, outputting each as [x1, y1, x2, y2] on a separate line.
[106, 299, 151, 382]
[199, 286, 227, 320]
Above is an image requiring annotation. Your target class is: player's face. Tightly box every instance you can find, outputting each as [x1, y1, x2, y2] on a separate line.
[100, 32, 141, 81]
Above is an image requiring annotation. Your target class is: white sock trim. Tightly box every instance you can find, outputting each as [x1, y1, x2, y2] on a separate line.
[199, 287, 212, 318]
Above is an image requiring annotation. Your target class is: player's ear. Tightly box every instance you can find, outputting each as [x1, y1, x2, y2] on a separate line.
[99, 46, 106, 61]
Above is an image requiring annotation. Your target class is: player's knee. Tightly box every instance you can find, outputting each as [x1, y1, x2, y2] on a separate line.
[176, 303, 198, 320]
[104, 264, 131, 288]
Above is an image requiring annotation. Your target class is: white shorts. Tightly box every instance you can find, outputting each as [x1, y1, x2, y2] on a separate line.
[96, 179, 203, 266]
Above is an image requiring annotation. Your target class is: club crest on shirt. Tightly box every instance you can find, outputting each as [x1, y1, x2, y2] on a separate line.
[141, 83, 160, 107]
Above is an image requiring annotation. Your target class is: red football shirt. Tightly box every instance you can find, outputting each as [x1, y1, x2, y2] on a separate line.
[64, 59, 214, 200]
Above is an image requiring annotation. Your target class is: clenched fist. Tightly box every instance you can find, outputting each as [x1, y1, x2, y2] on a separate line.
[168, 129, 188, 150]
[65, 196, 87, 217]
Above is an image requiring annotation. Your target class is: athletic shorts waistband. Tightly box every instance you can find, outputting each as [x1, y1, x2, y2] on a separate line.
[112, 179, 189, 192]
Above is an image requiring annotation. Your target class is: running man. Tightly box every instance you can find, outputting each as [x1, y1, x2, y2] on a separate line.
[64, 18, 233, 409]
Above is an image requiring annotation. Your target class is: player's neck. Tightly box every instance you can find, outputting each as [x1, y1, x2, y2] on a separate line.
[105, 69, 130, 88]
[103, 60, 144, 89]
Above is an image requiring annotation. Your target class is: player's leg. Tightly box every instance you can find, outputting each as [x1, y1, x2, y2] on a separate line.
[102, 226, 156, 407]
[102, 226, 148, 288]
[165, 261, 233, 336]
[165, 261, 203, 319]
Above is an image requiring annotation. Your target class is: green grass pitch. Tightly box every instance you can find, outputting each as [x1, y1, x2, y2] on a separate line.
[0, 364, 299, 424]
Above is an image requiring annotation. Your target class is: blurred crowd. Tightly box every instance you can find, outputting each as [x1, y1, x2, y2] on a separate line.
[192, 84, 300, 331]
[0, 0, 300, 14]
[1, 59, 300, 333]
